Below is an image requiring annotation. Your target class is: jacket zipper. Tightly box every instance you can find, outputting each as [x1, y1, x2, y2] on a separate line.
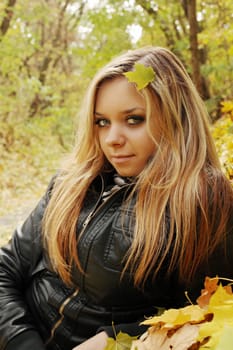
[81, 175, 130, 232]
[45, 288, 79, 345]
[46, 175, 130, 344]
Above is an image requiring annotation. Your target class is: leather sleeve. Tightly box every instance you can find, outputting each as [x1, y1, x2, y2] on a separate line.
[5, 331, 45, 350]
[0, 181, 53, 350]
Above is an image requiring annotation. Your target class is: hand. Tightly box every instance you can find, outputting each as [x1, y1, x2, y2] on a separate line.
[72, 331, 108, 350]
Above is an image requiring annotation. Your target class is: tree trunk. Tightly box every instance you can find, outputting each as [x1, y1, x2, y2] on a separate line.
[187, 0, 202, 93]
[0, 0, 17, 37]
[186, 0, 210, 99]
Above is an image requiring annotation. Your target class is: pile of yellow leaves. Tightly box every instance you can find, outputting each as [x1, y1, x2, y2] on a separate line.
[105, 277, 233, 350]
[132, 277, 233, 350]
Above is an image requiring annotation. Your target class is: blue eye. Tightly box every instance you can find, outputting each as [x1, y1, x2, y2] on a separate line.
[127, 116, 145, 125]
[95, 119, 109, 127]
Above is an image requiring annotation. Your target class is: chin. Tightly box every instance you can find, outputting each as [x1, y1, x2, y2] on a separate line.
[117, 171, 136, 177]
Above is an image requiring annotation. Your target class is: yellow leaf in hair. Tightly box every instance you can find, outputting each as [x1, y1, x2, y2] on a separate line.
[123, 63, 155, 90]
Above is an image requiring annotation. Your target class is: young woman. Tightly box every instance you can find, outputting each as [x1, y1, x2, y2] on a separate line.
[0, 46, 232, 350]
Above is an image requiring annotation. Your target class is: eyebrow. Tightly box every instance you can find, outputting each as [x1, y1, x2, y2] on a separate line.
[94, 107, 146, 116]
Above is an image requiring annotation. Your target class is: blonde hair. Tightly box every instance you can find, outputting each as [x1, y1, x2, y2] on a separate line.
[43, 47, 233, 286]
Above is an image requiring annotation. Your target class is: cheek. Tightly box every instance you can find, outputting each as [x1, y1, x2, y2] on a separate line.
[97, 131, 106, 152]
[138, 129, 155, 155]
[144, 141, 156, 158]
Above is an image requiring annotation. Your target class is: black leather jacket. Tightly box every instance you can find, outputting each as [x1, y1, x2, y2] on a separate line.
[0, 174, 233, 350]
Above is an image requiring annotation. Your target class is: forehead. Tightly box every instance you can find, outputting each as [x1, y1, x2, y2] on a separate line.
[95, 76, 146, 113]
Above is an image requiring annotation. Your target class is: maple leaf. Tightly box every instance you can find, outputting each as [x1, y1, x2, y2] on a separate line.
[205, 284, 233, 326]
[123, 63, 155, 90]
[104, 331, 137, 350]
[142, 305, 209, 328]
[214, 325, 233, 350]
[197, 284, 233, 349]
[209, 284, 233, 307]
[131, 323, 201, 350]
[196, 276, 233, 308]
[196, 276, 219, 308]
[113, 277, 233, 350]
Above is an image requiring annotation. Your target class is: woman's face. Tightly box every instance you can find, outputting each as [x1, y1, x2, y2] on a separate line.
[94, 76, 155, 177]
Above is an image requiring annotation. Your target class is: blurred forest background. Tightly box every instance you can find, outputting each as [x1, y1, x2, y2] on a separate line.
[0, 0, 233, 243]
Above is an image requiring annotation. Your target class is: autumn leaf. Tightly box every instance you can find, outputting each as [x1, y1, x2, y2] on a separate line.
[142, 305, 210, 328]
[197, 276, 233, 308]
[105, 277, 233, 350]
[209, 284, 233, 308]
[214, 325, 233, 350]
[204, 284, 233, 326]
[221, 100, 233, 116]
[197, 276, 219, 308]
[197, 284, 233, 349]
[131, 323, 201, 350]
[104, 331, 137, 350]
[123, 63, 155, 90]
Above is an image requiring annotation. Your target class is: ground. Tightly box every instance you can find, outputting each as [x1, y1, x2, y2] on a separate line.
[0, 197, 40, 246]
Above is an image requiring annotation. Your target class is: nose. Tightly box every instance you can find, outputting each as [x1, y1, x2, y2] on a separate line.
[105, 124, 125, 146]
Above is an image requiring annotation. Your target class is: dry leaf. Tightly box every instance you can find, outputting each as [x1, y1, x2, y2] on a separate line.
[131, 323, 200, 350]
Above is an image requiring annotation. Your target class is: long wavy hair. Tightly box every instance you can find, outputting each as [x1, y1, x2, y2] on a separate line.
[43, 46, 233, 286]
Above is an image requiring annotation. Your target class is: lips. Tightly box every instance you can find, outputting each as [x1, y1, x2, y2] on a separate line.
[110, 155, 135, 163]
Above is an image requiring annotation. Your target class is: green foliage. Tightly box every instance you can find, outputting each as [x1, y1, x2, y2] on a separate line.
[0, 115, 73, 205]
[211, 101, 233, 180]
[73, 1, 136, 77]
[0, 0, 233, 245]
[198, 0, 233, 98]
[0, 0, 136, 241]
